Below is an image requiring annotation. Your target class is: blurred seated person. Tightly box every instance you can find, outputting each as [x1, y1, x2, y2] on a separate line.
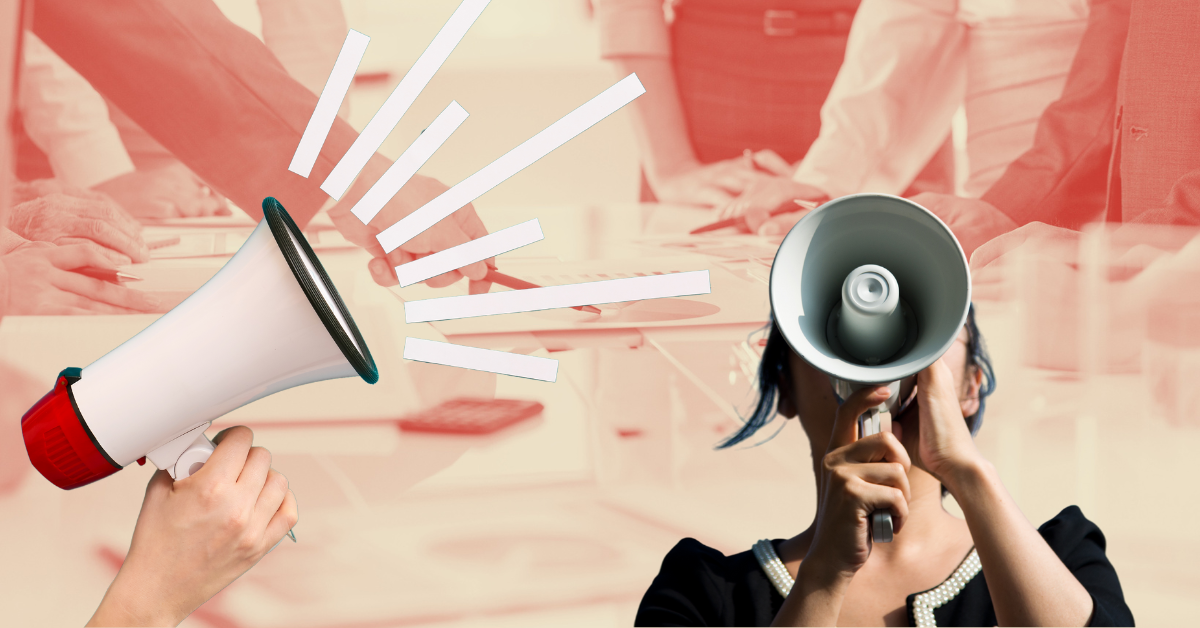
[915, 0, 1200, 260]
[716, 0, 1089, 235]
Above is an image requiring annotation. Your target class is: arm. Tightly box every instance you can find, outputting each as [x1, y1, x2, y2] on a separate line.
[33, 0, 490, 289]
[17, 33, 136, 189]
[918, 360, 1093, 626]
[979, 0, 1133, 230]
[792, 0, 964, 199]
[596, 0, 761, 206]
[30, 0, 340, 227]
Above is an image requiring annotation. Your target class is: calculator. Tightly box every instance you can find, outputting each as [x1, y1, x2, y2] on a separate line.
[396, 398, 545, 435]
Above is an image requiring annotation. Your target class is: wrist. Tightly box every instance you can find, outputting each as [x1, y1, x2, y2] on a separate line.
[795, 552, 854, 596]
[646, 156, 701, 185]
[941, 456, 996, 498]
[90, 567, 188, 627]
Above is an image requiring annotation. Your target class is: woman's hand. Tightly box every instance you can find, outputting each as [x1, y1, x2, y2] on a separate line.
[88, 427, 297, 627]
[914, 358, 986, 489]
[716, 177, 828, 234]
[806, 385, 912, 579]
[7, 193, 148, 265]
[0, 243, 161, 315]
[329, 156, 493, 291]
[93, 162, 230, 220]
[650, 157, 770, 207]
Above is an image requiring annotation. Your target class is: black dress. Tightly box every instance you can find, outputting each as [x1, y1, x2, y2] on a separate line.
[635, 506, 1133, 626]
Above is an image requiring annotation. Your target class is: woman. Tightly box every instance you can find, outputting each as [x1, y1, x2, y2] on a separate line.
[635, 309, 1132, 625]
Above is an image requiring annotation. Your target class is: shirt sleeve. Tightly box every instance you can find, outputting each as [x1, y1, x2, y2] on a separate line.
[17, 33, 135, 189]
[980, 0, 1133, 230]
[595, 0, 671, 59]
[635, 538, 727, 627]
[31, 0, 360, 227]
[792, 0, 964, 199]
[1037, 506, 1135, 626]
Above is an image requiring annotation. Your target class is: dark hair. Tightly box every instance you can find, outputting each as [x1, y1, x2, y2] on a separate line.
[718, 304, 996, 449]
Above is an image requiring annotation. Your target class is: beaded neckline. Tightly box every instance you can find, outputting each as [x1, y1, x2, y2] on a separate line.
[751, 539, 982, 627]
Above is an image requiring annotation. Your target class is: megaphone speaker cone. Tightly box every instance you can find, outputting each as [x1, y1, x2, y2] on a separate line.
[769, 194, 971, 385]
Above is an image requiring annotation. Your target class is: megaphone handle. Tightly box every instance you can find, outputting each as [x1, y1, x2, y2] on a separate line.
[172, 433, 216, 481]
[858, 408, 895, 543]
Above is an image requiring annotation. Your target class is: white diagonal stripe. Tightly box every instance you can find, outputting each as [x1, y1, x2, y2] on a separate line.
[403, 338, 558, 382]
[404, 270, 710, 323]
[320, 0, 490, 199]
[288, 29, 369, 177]
[350, 101, 469, 224]
[375, 73, 646, 254]
[396, 218, 543, 287]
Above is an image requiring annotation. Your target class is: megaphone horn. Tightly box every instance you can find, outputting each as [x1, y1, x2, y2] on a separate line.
[769, 193, 971, 542]
[21, 197, 378, 489]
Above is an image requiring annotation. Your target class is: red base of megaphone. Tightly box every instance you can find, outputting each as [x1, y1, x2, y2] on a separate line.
[22, 368, 121, 489]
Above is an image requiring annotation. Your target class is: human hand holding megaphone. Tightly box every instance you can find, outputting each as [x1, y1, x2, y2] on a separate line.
[88, 426, 297, 627]
[770, 193, 971, 543]
[21, 198, 378, 490]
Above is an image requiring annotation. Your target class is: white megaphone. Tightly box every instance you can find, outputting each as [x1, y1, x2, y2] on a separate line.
[770, 194, 970, 543]
[21, 198, 378, 490]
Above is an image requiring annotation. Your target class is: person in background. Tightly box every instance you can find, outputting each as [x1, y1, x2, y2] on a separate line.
[915, 0, 1200, 261]
[594, 0, 928, 209]
[720, 0, 1090, 236]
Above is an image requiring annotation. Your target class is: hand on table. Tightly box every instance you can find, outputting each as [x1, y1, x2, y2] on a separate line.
[88, 427, 297, 628]
[329, 155, 494, 293]
[650, 154, 782, 208]
[93, 162, 230, 220]
[909, 192, 1018, 261]
[7, 193, 147, 265]
[0, 243, 159, 315]
[715, 168, 830, 234]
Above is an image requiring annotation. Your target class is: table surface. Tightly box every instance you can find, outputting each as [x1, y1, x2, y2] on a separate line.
[1, 203, 1196, 626]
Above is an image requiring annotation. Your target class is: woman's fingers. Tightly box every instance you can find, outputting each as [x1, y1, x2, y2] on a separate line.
[752, 149, 794, 176]
[237, 446, 272, 490]
[846, 460, 912, 503]
[829, 385, 892, 450]
[206, 427, 254, 485]
[852, 479, 910, 535]
[252, 469, 290, 536]
[50, 269, 161, 312]
[839, 431, 912, 468]
[264, 489, 299, 548]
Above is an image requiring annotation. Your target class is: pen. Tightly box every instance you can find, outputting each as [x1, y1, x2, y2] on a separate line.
[689, 198, 821, 235]
[77, 267, 143, 284]
[484, 269, 603, 314]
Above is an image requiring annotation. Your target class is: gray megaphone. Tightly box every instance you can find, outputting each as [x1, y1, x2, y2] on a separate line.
[769, 194, 971, 542]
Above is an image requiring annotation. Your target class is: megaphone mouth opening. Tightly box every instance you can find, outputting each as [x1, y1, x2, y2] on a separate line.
[826, 298, 919, 366]
[262, 198, 379, 384]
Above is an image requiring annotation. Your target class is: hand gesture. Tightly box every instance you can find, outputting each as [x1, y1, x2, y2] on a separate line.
[330, 156, 493, 292]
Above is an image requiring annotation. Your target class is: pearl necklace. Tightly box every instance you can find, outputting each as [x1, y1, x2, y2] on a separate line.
[751, 540, 982, 628]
